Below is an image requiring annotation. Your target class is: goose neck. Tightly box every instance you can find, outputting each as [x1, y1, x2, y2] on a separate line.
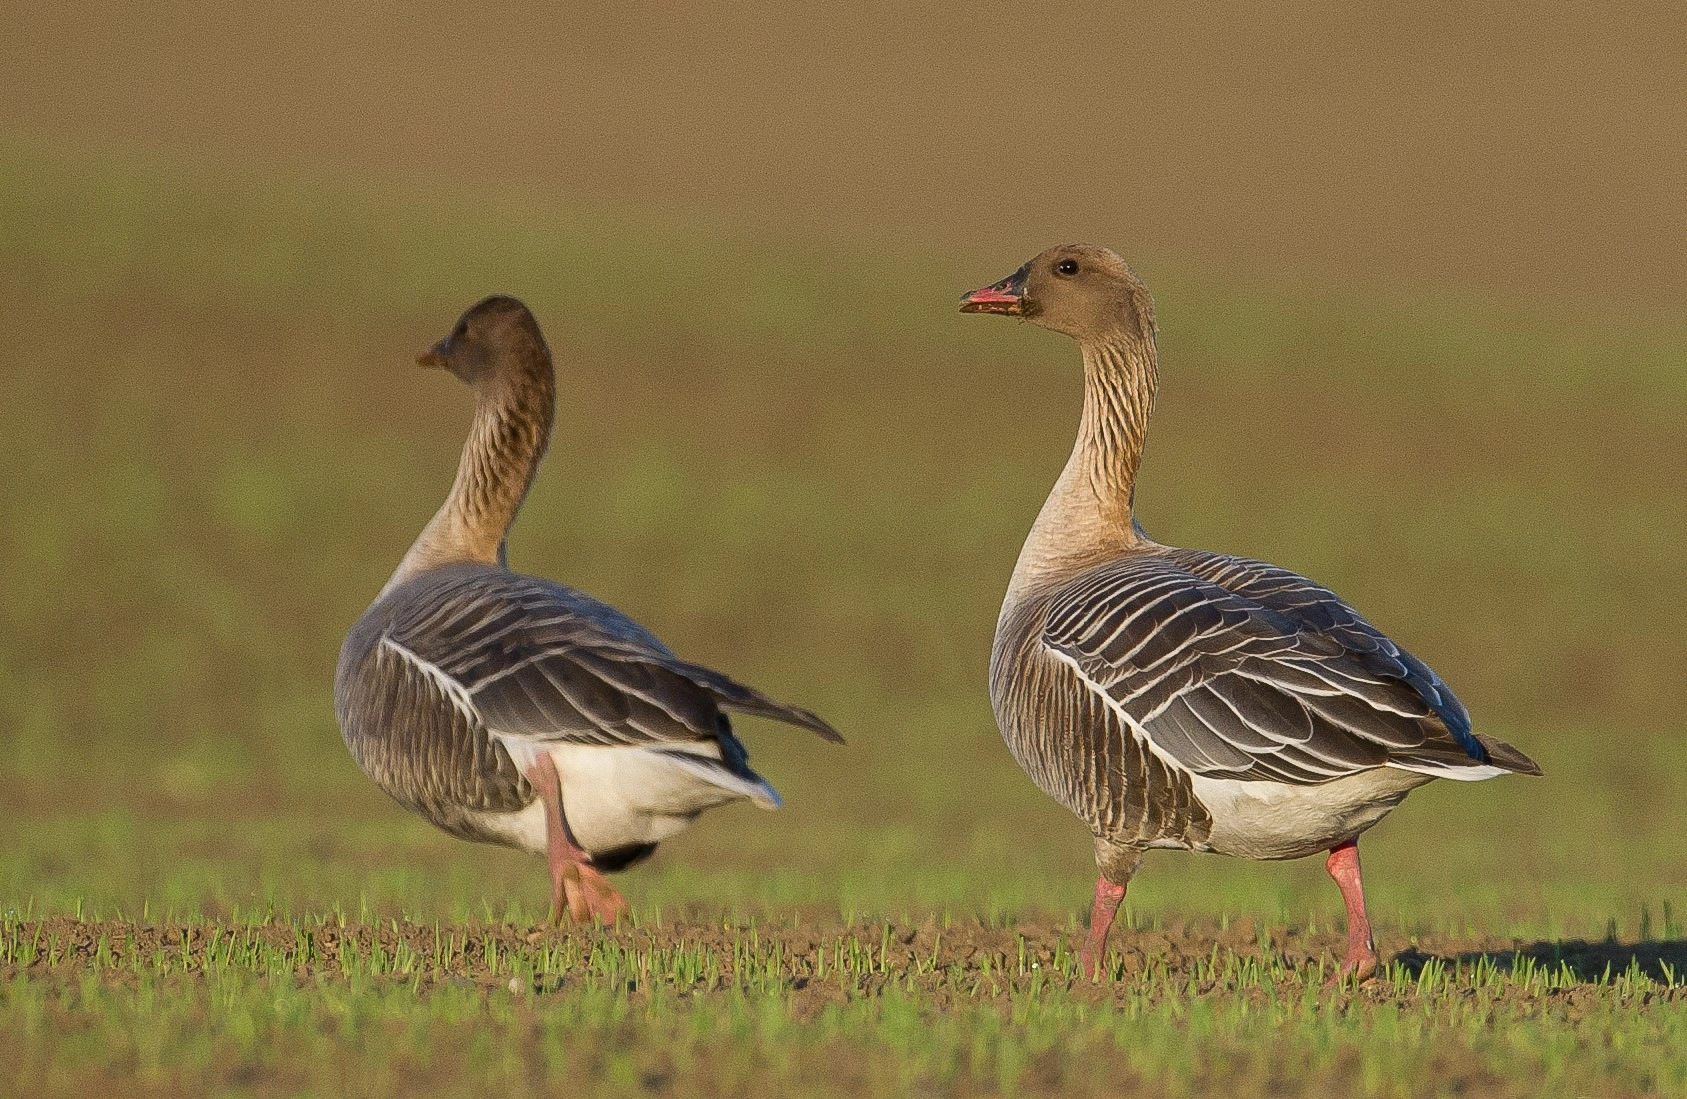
[1075, 335, 1157, 514]
[383, 368, 554, 596]
[1004, 335, 1158, 600]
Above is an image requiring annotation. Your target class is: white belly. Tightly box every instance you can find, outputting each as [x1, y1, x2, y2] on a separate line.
[1191, 767, 1435, 860]
[475, 742, 773, 856]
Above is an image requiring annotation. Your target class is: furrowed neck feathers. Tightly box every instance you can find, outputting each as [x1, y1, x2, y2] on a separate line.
[1005, 331, 1158, 601]
[384, 359, 555, 596]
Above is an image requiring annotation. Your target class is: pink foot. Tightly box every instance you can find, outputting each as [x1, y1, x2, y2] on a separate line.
[573, 863, 629, 925]
[1329, 943, 1379, 985]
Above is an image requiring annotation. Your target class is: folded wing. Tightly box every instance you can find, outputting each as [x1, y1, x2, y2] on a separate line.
[1043, 551, 1516, 785]
[380, 568, 842, 752]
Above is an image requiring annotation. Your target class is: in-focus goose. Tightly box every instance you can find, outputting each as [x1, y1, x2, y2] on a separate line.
[960, 246, 1540, 980]
[336, 296, 841, 923]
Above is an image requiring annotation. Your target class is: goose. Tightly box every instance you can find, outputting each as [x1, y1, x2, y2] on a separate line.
[335, 296, 841, 924]
[960, 245, 1540, 980]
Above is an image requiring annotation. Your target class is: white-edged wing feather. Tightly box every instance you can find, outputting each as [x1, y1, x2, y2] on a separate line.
[1043, 552, 1503, 786]
[377, 565, 840, 753]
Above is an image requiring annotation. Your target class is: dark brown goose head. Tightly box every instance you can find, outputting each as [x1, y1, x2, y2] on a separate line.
[418, 295, 552, 391]
[960, 243, 1155, 345]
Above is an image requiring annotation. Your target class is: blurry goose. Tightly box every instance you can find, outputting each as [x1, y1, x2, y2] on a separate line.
[960, 246, 1539, 980]
[335, 296, 841, 923]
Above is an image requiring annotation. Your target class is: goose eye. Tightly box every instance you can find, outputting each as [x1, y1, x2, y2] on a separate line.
[1055, 259, 1079, 276]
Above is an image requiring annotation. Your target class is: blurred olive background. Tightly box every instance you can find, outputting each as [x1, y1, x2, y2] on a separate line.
[0, 1, 1683, 936]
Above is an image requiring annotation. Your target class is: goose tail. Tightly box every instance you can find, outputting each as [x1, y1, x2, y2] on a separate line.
[659, 656, 844, 744]
[1474, 733, 1543, 776]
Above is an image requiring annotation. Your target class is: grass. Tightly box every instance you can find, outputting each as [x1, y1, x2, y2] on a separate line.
[7, 912, 1687, 1097]
[2, 135, 1686, 1096]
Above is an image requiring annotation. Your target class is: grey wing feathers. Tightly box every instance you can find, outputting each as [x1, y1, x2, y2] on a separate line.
[1166, 550, 1485, 761]
[384, 567, 842, 749]
[1044, 551, 1522, 786]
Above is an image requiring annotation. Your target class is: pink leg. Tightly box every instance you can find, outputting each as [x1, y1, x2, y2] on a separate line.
[1079, 877, 1127, 980]
[525, 754, 628, 926]
[1325, 837, 1378, 983]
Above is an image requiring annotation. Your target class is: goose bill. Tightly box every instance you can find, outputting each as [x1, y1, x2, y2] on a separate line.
[959, 265, 1029, 315]
[416, 338, 451, 369]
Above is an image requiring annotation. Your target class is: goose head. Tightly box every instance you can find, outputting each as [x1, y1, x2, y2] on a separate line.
[418, 295, 551, 391]
[960, 243, 1155, 345]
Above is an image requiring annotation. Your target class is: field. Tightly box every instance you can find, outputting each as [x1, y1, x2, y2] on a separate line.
[3, 128, 1687, 1097]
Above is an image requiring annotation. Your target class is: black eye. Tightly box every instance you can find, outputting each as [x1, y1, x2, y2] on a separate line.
[1055, 259, 1079, 276]
[453, 320, 468, 338]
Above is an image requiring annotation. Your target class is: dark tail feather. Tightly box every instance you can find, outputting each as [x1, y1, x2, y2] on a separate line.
[718, 693, 844, 744]
[1475, 734, 1542, 776]
[664, 657, 845, 744]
